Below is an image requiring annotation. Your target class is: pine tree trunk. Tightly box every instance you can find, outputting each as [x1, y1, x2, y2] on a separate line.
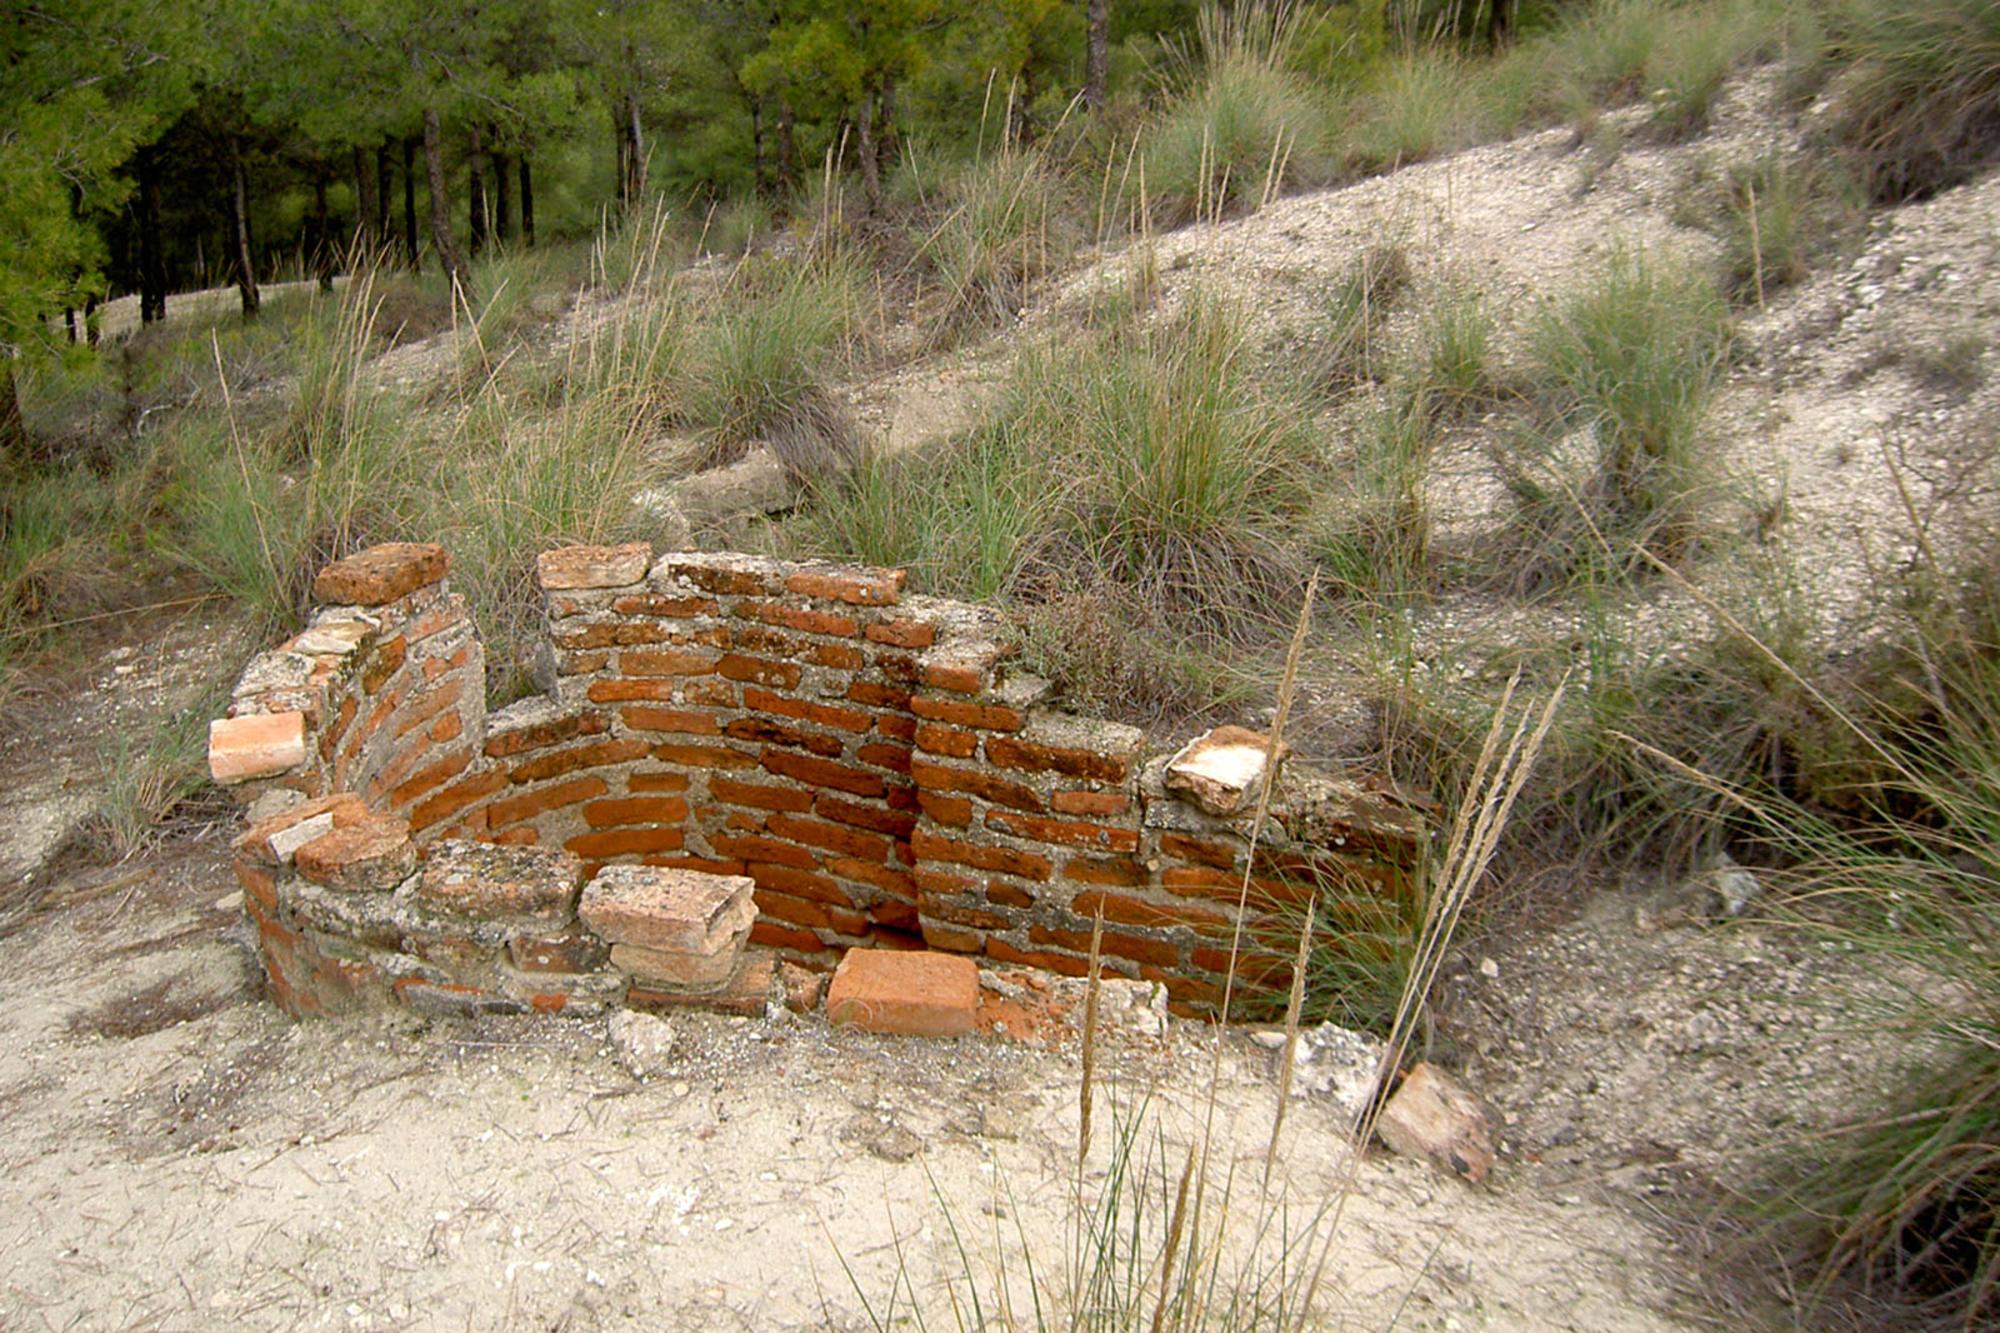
[354, 143, 380, 256]
[0, 361, 26, 467]
[84, 295, 100, 347]
[402, 136, 420, 270]
[491, 127, 511, 244]
[139, 151, 166, 323]
[312, 164, 334, 291]
[519, 156, 536, 246]
[467, 123, 487, 255]
[1087, 0, 1109, 112]
[625, 94, 647, 202]
[65, 308, 77, 344]
[776, 100, 798, 193]
[614, 102, 631, 206]
[422, 109, 468, 295]
[857, 96, 881, 213]
[376, 139, 393, 245]
[751, 99, 766, 196]
[230, 135, 261, 320]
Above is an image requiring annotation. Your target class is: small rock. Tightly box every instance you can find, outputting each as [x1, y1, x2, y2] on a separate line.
[1375, 1062, 1497, 1185]
[1284, 1022, 1390, 1134]
[1164, 725, 1288, 816]
[607, 1010, 679, 1079]
[1478, 957, 1500, 980]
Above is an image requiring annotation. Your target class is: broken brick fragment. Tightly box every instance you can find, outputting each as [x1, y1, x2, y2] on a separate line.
[312, 543, 449, 606]
[826, 949, 978, 1037]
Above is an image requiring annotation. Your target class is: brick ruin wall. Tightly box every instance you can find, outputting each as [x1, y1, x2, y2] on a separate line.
[210, 541, 1426, 1020]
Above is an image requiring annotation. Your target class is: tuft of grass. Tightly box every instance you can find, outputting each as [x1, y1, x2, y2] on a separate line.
[1312, 387, 1437, 605]
[1823, 0, 2000, 203]
[1683, 151, 1863, 305]
[1143, 2, 1336, 224]
[1308, 241, 1409, 394]
[1502, 246, 1732, 573]
[1345, 50, 1483, 172]
[1415, 282, 1494, 415]
[922, 148, 1072, 339]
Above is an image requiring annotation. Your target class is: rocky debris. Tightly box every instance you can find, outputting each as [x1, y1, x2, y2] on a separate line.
[292, 815, 417, 893]
[1376, 1062, 1497, 1185]
[535, 542, 652, 591]
[838, 1112, 922, 1162]
[827, 950, 979, 1038]
[207, 710, 307, 783]
[1275, 1022, 1391, 1135]
[607, 1009, 679, 1078]
[1165, 725, 1287, 816]
[628, 951, 775, 1018]
[311, 542, 449, 606]
[580, 865, 755, 957]
[778, 960, 825, 1014]
[1704, 852, 1762, 918]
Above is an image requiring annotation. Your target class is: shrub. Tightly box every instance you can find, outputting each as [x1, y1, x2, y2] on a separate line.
[1704, 152, 1863, 304]
[1312, 388, 1436, 604]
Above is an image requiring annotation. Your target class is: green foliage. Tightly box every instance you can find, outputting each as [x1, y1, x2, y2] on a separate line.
[1823, 0, 2000, 203]
[1345, 50, 1483, 171]
[1687, 151, 1864, 304]
[922, 147, 1074, 338]
[1309, 241, 1410, 393]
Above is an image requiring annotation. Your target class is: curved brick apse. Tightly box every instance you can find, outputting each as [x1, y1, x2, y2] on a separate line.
[209, 541, 1427, 1021]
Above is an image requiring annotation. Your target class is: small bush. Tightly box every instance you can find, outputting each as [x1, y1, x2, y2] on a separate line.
[1504, 247, 1732, 570]
[1683, 151, 1863, 305]
[1416, 283, 1495, 415]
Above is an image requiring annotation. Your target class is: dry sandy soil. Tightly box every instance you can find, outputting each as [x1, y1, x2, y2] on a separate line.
[6, 70, 1991, 1329]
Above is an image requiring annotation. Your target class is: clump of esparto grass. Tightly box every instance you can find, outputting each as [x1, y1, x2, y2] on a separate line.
[1143, 1, 1336, 224]
[680, 252, 867, 472]
[1415, 281, 1495, 416]
[1822, 0, 2000, 203]
[1906, 328, 1990, 397]
[1312, 387, 1437, 605]
[921, 147, 1072, 340]
[1500, 245, 1732, 575]
[1344, 49, 1484, 172]
[1309, 240, 1410, 394]
[1682, 151, 1863, 306]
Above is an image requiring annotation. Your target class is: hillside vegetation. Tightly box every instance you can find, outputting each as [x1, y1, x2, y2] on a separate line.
[7, 1, 2000, 1326]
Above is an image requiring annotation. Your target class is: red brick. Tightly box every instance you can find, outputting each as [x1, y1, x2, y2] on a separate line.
[986, 881, 1034, 908]
[986, 736, 1132, 784]
[586, 678, 680, 702]
[807, 641, 865, 670]
[717, 654, 801, 689]
[827, 858, 917, 900]
[684, 677, 738, 707]
[732, 624, 801, 658]
[710, 833, 817, 870]
[611, 593, 719, 617]
[913, 866, 979, 897]
[856, 742, 912, 774]
[209, 711, 309, 784]
[234, 858, 279, 914]
[620, 706, 720, 736]
[510, 737, 650, 783]
[869, 896, 922, 932]
[785, 567, 906, 607]
[919, 662, 987, 694]
[918, 791, 974, 827]
[552, 621, 669, 650]
[628, 771, 691, 794]
[492, 826, 540, 846]
[876, 714, 917, 743]
[984, 810, 1137, 853]
[909, 758, 1042, 812]
[914, 723, 978, 758]
[813, 794, 917, 839]
[1160, 832, 1239, 869]
[846, 681, 911, 710]
[1190, 946, 1293, 988]
[483, 710, 608, 758]
[1074, 890, 1228, 929]
[565, 827, 685, 858]
[768, 814, 889, 863]
[388, 745, 473, 807]
[757, 890, 868, 936]
[651, 742, 757, 769]
[410, 768, 509, 832]
[910, 696, 1026, 732]
[762, 750, 886, 797]
[583, 795, 689, 827]
[735, 600, 859, 637]
[983, 937, 1090, 977]
[826, 949, 977, 1037]
[314, 543, 449, 605]
[917, 896, 1014, 930]
[910, 829, 1051, 881]
[1161, 865, 1243, 895]
[1063, 855, 1148, 887]
[750, 919, 828, 953]
[710, 776, 813, 812]
[1054, 790, 1130, 817]
[743, 687, 871, 733]
[235, 791, 371, 864]
[508, 930, 611, 973]
[666, 560, 777, 597]
[429, 712, 463, 743]
[557, 649, 610, 674]
[744, 861, 855, 906]
[487, 776, 610, 828]
[418, 839, 585, 924]
[724, 717, 843, 757]
[1031, 923, 1181, 967]
[642, 855, 745, 875]
[621, 648, 722, 677]
[864, 619, 936, 649]
[921, 921, 983, 952]
[626, 952, 776, 1018]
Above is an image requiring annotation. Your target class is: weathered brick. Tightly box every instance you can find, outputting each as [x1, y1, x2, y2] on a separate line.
[1031, 923, 1181, 967]
[483, 709, 608, 758]
[785, 566, 905, 607]
[209, 711, 309, 784]
[387, 745, 473, 807]
[394, 977, 528, 1018]
[409, 768, 509, 832]
[621, 648, 722, 677]
[611, 592, 719, 617]
[724, 717, 844, 757]
[985, 810, 1138, 853]
[910, 696, 1026, 732]
[743, 686, 872, 734]
[417, 839, 585, 924]
[917, 791, 973, 827]
[864, 619, 936, 649]
[360, 635, 406, 693]
[627, 951, 775, 1017]
[510, 737, 650, 783]
[711, 776, 814, 813]
[827, 858, 917, 900]
[1054, 790, 1130, 817]
[744, 861, 855, 905]
[487, 776, 610, 829]
[919, 921, 984, 952]
[868, 896, 922, 932]
[629, 771, 691, 794]
[1063, 855, 1148, 887]
[552, 622, 670, 650]
[314, 543, 449, 606]
[536, 541, 651, 590]
[806, 641, 865, 670]
[585, 678, 682, 702]
[813, 794, 916, 839]
[623, 706, 723, 736]
[768, 814, 889, 863]
[507, 930, 611, 974]
[762, 750, 886, 797]
[984, 937, 1090, 977]
[846, 681, 911, 710]
[986, 880, 1035, 909]
[429, 712, 463, 743]
[826, 948, 977, 1037]
[986, 735, 1131, 784]
[683, 676, 738, 707]
[1159, 832, 1240, 869]
[750, 919, 828, 954]
[709, 833, 817, 870]
[735, 600, 860, 636]
[758, 891, 868, 937]
[910, 829, 1052, 881]
[909, 757, 1042, 812]
[610, 939, 747, 991]
[914, 723, 978, 758]
[856, 742, 912, 775]
[235, 791, 371, 864]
